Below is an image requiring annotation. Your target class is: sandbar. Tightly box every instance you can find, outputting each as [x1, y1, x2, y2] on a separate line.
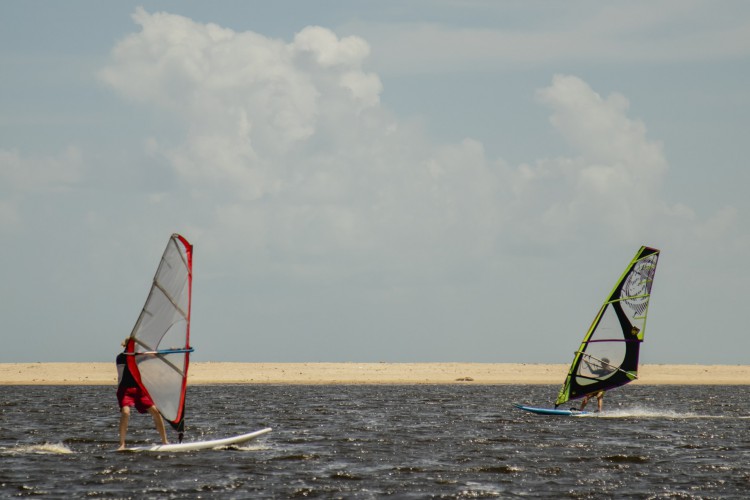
[1, 362, 748, 385]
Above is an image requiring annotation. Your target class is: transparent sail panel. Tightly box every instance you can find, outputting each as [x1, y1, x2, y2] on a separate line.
[575, 306, 626, 387]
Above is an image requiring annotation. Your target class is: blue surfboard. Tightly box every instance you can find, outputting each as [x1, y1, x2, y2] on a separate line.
[514, 404, 591, 416]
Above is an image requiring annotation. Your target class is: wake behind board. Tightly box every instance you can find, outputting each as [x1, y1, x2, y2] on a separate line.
[514, 404, 590, 416]
[121, 427, 272, 452]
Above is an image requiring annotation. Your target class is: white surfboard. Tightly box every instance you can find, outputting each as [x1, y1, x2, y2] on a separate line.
[121, 427, 272, 452]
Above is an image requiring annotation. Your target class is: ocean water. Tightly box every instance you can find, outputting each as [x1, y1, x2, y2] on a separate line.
[1, 384, 748, 498]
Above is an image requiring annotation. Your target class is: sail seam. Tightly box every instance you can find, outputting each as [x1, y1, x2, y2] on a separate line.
[153, 280, 188, 319]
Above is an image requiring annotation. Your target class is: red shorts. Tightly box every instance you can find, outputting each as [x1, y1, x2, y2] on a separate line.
[117, 386, 154, 414]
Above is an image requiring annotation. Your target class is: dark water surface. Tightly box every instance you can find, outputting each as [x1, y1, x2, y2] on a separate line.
[1, 384, 748, 498]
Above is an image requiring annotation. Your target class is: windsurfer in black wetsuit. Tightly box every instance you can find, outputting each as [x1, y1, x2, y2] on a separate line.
[116, 338, 168, 450]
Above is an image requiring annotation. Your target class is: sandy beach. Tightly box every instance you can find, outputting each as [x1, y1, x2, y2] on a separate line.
[1, 362, 749, 385]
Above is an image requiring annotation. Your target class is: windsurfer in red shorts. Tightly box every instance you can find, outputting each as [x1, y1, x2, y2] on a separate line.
[116, 338, 168, 450]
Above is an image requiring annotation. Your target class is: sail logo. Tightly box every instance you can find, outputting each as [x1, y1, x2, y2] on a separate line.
[622, 256, 657, 317]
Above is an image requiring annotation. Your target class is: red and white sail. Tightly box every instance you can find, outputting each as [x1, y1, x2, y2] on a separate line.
[125, 234, 193, 434]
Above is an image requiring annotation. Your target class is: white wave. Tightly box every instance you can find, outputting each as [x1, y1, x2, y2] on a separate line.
[2, 442, 74, 455]
[224, 443, 271, 452]
[589, 406, 727, 419]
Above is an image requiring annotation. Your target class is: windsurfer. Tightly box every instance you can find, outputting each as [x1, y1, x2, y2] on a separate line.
[579, 390, 605, 412]
[116, 339, 168, 450]
[583, 356, 611, 377]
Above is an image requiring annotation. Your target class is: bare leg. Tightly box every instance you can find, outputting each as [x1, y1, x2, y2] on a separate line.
[579, 395, 589, 411]
[118, 406, 130, 450]
[148, 406, 169, 444]
[597, 394, 604, 412]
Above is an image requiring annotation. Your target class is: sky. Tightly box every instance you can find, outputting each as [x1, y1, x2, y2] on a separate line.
[1, 1, 749, 364]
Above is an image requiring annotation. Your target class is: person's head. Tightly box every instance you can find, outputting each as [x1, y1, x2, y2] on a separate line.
[121, 337, 131, 350]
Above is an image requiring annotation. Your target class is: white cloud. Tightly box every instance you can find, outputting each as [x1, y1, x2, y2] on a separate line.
[99, 10, 502, 276]
[494, 75, 671, 246]
[0, 146, 83, 231]
[95, 11, 746, 370]
[99, 8, 383, 205]
[0, 198, 19, 229]
[3, 5, 747, 363]
[691, 205, 738, 242]
[339, 2, 750, 75]
[99, 9, 728, 277]
[0, 146, 83, 193]
[293, 25, 371, 69]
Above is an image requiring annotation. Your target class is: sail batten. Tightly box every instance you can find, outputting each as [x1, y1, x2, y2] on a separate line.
[555, 246, 660, 407]
[124, 234, 193, 437]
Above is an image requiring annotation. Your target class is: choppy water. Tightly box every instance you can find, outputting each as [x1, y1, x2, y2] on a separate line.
[1, 384, 748, 498]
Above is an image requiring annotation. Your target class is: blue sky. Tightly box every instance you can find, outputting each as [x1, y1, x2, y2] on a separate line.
[2, 1, 749, 364]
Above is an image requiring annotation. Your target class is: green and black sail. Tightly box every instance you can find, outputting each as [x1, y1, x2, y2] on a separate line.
[555, 246, 660, 407]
